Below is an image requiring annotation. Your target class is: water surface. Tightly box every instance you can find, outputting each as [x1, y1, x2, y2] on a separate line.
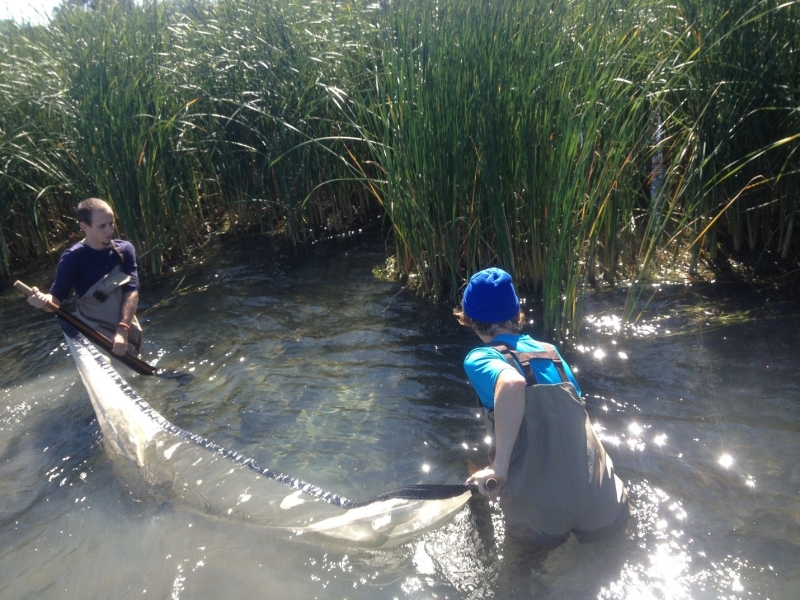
[1, 233, 797, 599]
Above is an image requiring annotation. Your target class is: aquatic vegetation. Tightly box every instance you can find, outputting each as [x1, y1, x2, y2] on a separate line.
[1, 0, 798, 338]
[0, 0, 376, 274]
[340, 0, 800, 338]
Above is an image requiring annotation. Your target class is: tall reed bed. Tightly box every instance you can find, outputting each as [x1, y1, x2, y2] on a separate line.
[0, 21, 75, 271]
[616, 0, 800, 321]
[338, 0, 800, 337]
[664, 0, 800, 264]
[341, 0, 666, 335]
[1, 0, 798, 338]
[0, 0, 374, 276]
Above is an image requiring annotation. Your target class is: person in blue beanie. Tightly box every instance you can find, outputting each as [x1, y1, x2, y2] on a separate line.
[455, 267, 629, 549]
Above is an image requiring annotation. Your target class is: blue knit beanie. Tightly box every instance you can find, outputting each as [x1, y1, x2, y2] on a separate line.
[462, 267, 520, 323]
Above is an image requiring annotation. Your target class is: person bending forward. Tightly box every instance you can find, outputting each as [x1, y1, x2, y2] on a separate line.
[457, 267, 629, 549]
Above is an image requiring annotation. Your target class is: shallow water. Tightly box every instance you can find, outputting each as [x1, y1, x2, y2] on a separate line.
[1, 232, 798, 599]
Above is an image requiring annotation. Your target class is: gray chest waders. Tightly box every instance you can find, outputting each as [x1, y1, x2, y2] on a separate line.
[482, 342, 628, 546]
[75, 250, 143, 354]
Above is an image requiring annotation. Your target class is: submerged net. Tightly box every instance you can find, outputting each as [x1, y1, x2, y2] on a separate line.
[59, 319, 471, 547]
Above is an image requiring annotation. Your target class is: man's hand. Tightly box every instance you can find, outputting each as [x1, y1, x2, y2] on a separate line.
[466, 467, 506, 501]
[26, 286, 59, 312]
[112, 328, 129, 356]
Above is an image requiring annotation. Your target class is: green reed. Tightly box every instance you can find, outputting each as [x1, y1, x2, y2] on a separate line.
[338, 0, 799, 338]
[627, 0, 800, 319]
[341, 0, 660, 336]
[0, 0, 374, 277]
[0, 22, 75, 270]
[1, 0, 798, 339]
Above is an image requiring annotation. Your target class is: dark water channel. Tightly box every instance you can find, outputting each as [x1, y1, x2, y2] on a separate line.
[1, 232, 798, 599]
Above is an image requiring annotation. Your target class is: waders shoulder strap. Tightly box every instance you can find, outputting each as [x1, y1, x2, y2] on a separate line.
[489, 342, 570, 385]
[109, 240, 125, 266]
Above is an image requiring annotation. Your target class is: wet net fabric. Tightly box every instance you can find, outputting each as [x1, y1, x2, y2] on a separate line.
[59, 319, 470, 547]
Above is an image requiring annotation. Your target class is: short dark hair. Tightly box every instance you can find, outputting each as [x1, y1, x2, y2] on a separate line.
[76, 198, 112, 226]
[453, 307, 526, 336]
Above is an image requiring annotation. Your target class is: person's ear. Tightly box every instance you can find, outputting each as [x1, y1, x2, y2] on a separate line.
[79, 221, 89, 235]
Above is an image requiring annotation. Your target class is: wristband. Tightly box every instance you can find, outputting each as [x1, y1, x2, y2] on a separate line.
[117, 322, 131, 332]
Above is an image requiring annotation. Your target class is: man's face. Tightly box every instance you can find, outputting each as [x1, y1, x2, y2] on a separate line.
[80, 209, 115, 250]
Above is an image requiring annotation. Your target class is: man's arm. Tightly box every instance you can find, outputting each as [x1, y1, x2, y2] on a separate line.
[27, 249, 76, 312]
[111, 290, 139, 355]
[490, 369, 527, 477]
[466, 368, 527, 498]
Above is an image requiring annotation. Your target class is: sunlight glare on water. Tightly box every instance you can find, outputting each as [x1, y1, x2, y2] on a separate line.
[0, 238, 798, 599]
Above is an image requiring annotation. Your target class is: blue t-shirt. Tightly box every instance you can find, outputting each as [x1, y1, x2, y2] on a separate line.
[50, 240, 139, 302]
[464, 333, 582, 409]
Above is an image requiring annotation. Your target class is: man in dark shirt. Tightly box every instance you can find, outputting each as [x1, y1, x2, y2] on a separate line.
[26, 198, 142, 355]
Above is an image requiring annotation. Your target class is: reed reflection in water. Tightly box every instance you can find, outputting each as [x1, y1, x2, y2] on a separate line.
[0, 234, 797, 599]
